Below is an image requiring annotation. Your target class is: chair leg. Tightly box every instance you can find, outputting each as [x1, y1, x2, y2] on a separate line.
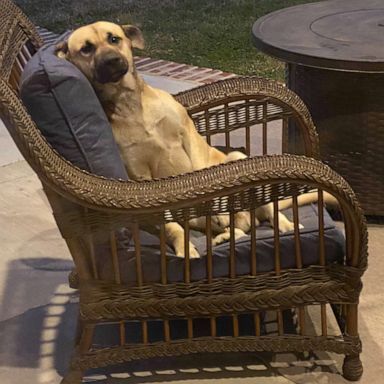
[60, 369, 83, 384]
[343, 304, 363, 381]
[342, 354, 363, 381]
[74, 318, 84, 345]
[62, 323, 95, 383]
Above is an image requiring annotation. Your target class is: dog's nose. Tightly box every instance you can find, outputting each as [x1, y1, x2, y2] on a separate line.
[95, 52, 129, 83]
[104, 55, 124, 67]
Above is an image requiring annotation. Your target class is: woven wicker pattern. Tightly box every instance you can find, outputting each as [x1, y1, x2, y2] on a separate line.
[71, 335, 362, 371]
[175, 77, 319, 158]
[79, 264, 362, 321]
[0, 2, 368, 383]
[0, 0, 42, 89]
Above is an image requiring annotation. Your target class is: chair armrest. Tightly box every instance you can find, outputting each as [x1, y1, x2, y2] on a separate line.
[41, 153, 367, 272]
[42, 154, 356, 213]
[49, 154, 366, 272]
[174, 76, 320, 158]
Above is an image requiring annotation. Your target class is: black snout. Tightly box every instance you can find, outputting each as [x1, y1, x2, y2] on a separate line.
[95, 52, 128, 84]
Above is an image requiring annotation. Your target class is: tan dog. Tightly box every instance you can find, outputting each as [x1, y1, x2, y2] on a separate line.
[56, 22, 337, 258]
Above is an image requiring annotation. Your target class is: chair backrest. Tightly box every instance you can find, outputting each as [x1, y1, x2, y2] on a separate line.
[0, 0, 43, 91]
[0, 2, 95, 283]
[0, 1, 50, 177]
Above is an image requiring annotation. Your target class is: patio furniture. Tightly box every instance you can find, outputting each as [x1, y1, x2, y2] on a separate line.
[0, 1, 367, 382]
[252, 0, 384, 216]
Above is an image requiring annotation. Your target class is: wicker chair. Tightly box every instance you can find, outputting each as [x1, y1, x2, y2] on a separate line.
[0, 1, 367, 382]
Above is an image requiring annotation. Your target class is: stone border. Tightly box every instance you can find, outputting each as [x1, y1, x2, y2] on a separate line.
[134, 57, 236, 84]
[36, 27, 236, 84]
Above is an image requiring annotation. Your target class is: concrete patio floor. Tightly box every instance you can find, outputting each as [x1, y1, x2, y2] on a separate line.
[0, 74, 383, 384]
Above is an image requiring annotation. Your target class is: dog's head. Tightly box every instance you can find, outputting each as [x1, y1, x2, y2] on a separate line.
[56, 21, 144, 85]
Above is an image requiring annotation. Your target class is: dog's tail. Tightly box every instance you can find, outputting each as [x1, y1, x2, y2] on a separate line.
[277, 190, 339, 211]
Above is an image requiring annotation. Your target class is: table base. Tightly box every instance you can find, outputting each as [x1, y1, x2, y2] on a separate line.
[287, 64, 384, 216]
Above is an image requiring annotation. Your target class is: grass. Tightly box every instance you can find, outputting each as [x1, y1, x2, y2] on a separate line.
[15, 0, 313, 81]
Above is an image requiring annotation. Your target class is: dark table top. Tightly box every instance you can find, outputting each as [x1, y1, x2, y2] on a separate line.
[252, 0, 384, 72]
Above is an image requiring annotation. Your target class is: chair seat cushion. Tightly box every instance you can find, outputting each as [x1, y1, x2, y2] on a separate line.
[97, 204, 345, 284]
[20, 42, 128, 180]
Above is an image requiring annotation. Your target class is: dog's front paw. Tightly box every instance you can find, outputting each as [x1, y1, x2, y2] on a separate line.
[188, 243, 201, 259]
[278, 214, 304, 233]
[174, 241, 200, 259]
[211, 214, 230, 232]
[212, 228, 247, 246]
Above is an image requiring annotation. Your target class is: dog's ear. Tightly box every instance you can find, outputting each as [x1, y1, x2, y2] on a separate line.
[121, 25, 145, 50]
[55, 40, 69, 58]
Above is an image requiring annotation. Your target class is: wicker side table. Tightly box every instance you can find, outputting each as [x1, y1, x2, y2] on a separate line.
[252, 0, 384, 216]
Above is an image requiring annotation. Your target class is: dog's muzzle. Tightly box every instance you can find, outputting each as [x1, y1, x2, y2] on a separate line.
[94, 52, 128, 84]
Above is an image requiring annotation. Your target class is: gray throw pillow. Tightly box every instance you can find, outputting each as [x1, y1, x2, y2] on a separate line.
[20, 43, 128, 180]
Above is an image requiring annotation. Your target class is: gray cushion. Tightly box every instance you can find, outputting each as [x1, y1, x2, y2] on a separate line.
[20, 43, 128, 180]
[97, 204, 345, 284]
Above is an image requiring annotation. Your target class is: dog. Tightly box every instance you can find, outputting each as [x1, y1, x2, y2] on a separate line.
[56, 21, 337, 258]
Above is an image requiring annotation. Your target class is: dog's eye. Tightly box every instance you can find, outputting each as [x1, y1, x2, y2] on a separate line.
[80, 42, 94, 55]
[108, 35, 121, 45]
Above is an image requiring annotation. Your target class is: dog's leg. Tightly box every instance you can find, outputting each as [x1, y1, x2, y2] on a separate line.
[277, 191, 339, 211]
[225, 150, 298, 233]
[165, 222, 200, 259]
[212, 227, 247, 246]
[223, 151, 262, 233]
[255, 203, 302, 233]
[189, 215, 229, 234]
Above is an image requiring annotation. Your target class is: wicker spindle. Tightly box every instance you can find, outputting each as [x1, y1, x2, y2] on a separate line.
[206, 214, 216, 337]
[250, 208, 257, 275]
[293, 195, 306, 334]
[229, 209, 239, 336]
[133, 222, 147, 343]
[205, 109, 211, 145]
[273, 201, 281, 274]
[183, 217, 193, 338]
[160, 224, 170, 341]
[17, 51, 27, 67]
[87, 234, 99, 280]
[317, 190, 328, 336]
[245, 99, 251, 155]
[293, 195, 303, 268]
[298, 307, 306, 335]
[84, 208, 99, 279]
[273, 200, 283, 334]
[142, 321, 148, 344]
[110, 231, 121, 284]
[343, 208, 352, 263]
[133, 222, 143, 286]
[277, 310, 284, 335]
[160, 224, 167, 284]
[110, 231, 125, 345]
[254, 313, 261, 336]
[184, 218, 191, 284]
[318, 190, 326, 266]
[262, 102, 268, 155]
[79, 324, 95, 354]
[225, 103, 230, 151]
[20, 44, 32, 64]
[206, 214, 213, 281]
[249, 207, 260, 336]
[229, 210, 236, 278]
[282, 117, 289, 154]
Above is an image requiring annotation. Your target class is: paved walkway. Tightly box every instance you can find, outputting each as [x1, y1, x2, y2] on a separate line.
[0, 28, 383, 384]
